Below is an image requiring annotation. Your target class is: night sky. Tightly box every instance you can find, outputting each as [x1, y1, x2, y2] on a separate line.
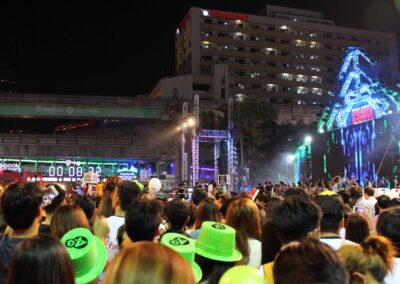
[1, 0, 400, 96]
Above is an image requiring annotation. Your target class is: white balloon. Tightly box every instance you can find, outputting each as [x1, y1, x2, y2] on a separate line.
[149, 178, 162, 193]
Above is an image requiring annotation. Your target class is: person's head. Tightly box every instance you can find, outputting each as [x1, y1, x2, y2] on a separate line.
[388, 198, 400, 208]
[338, 236, 395, 283]
[315, 193, 344, 234]
[377, 206, 400, 254]
[186, 204, 197, 229]
[97, 181, 118, 217]
[1, 182, 43, 232]
[261, 218, 282, 264]
[7, 235, 74, 284]
[74, 195, 96, 223]
[219, 197, 237, 219]
[164, 200, 190, 230]
[274, 239, 348, 284]
[194, 197, 221, 230]
[112, 181, 141, 212]
[338, 190, 351, 204]
[226, 198, 261, 260]
[364, 187, 374, 199]
[50, 204, 90, 239]
[103, 241, 195, 284]
[345, 213, 370, 244]
[195, 222, 242, 283]
[266, 197, 282, 217]
[284, 187, 310, 200]
[191, 189, 207, 206]
[43, 184, 66, 216]
[377, 195, 390, 210]
[125, 199, 163, 242]
[271, 196, 322, 244]
[349, 186, 363, 202]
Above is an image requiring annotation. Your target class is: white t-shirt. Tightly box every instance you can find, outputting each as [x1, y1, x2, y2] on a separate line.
[385, 257, 400, 284]
[248, 239, 262, 267]
[355, 197, 375, 216]
[320, 237, 355, 250]
[106, 216, 125, 261]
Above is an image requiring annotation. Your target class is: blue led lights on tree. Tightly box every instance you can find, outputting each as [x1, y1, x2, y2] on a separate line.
[318, 47, 399, 133]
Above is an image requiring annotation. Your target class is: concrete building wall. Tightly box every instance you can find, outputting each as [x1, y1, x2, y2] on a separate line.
[173, 6, 399, 124]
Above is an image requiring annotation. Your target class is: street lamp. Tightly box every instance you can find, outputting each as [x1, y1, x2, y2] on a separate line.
[179, 116, 196, 182]
[287, 154, 295, 164]
[305, 135, 312, 145]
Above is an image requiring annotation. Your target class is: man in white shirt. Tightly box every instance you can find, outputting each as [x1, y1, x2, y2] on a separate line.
[349, 186, 375, 216]
[364, 187, 377, 207]
[105, 181, 141, 261]
[315, 191, 354, 250]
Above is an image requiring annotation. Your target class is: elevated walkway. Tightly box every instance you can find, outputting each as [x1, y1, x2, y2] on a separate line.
[0, 93, 181, 119]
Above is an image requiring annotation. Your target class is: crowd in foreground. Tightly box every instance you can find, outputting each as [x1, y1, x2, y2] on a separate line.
[0, 176, 400, 284]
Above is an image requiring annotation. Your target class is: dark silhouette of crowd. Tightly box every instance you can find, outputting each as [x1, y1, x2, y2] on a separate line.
[0, 176, 399, 284]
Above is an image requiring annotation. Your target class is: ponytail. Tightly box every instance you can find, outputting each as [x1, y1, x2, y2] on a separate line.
[360, 236, 395, 282]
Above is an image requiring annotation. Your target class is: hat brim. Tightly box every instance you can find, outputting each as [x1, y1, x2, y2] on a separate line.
[195, 247, 242, 262]
[75, 236, 107, 284]
[193, 262, 203, 282]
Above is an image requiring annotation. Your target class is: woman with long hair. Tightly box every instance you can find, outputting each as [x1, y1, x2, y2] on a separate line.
[7, 235, 75, 284]
[103, 242, 195, 284]
[97, 176, 122, 218]
[225, 198, 262, 267]
[190, 197, 221, 239]
[345, 213, 370, 244]
[50, 204, 90, 239]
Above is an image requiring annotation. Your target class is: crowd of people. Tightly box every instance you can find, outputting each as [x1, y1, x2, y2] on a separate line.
[0, 175, 399, 283]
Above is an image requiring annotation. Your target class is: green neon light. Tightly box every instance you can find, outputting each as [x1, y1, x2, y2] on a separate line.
[324, 155, 327, 174]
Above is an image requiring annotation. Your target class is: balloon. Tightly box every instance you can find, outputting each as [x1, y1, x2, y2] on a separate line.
[148, 178, 162, 193]
[219, 265, 265, 284]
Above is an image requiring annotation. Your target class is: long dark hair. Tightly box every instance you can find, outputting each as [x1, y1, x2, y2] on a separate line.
[97, 181, 117, 217]
[345, 213, 370, 244]
[7, 235, 75, 284]
[194, 198, 221, 230]
[261, 218, 282, 264]
[195, 254, 234, 284]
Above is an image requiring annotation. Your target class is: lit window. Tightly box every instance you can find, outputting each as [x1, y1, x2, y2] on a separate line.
[296, 75, 307, 82]
[233, 32, 245, 40]
[250, 72, 260, 78]
[309, 41, 320, 48]
[281, 73, 292, 80]
[311, 88, 322, 95]
[238, 83, 246, 89]
[266, 84, 277, 92]
[235, 93, 246, 102]
[176, 29, 179, 35]
[280, 25, 290, 33]
[297, 86, 307, 94]
[265, 48, 277, 55]
[201, 41, 212, 49]
[295, 40, 306, 47]
[311, 76, 321, 83]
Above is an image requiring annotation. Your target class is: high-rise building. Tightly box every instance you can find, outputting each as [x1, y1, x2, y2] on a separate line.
[150, 5, 399, 124]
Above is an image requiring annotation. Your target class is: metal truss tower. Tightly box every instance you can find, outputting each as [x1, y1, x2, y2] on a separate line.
[190, 95, 236, 191]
